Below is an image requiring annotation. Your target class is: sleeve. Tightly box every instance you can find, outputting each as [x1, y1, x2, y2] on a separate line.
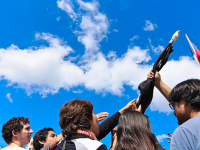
[96, 111, 121, 140]
[170, 126, 197, 150]
[97, 144, 108, 150]
[40, 143, 50, 150]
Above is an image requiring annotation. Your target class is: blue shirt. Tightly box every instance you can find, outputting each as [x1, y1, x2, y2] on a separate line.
[170, 114, 200, 150]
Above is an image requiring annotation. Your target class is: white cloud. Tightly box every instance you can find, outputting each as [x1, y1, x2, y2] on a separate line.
[57, 0, 109, 55]
[0, 35, 151, 96]
[1, 0, 200, 115]
[56, 16, 61, 21]
[113, 29, 118, 32]
[156, 134, 167, 143]
[6, 93, 13, 103]
[143, 20, 157, 31]
[57, 0, 77, 21]
[130, 35, 139, 41]
[72, 89, 83, 94]
[1, 33, 200, 114]
[148, 39, 164, 54]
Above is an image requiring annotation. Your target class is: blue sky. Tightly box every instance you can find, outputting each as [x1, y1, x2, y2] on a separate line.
[1, 0, 200, 149]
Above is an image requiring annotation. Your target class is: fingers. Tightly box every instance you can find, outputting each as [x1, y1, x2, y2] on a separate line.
[168, 133, 172, 136]
[96, 112, 109, 121]
[166, 137, 171, 140]
[147, 70, 154, 79]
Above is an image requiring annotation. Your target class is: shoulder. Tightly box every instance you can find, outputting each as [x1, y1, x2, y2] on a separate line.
[170, 118, 200, 150]
[40, 143, 50, 150]
[2, 147, 25, 150]
[72, 138, 107, 150]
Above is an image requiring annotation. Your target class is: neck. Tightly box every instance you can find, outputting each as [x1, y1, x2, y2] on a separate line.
[190, 110, 200, 118]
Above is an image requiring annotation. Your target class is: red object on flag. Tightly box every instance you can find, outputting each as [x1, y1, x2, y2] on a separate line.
[192, 43, 200, 63]
[185, 34, 200, 66]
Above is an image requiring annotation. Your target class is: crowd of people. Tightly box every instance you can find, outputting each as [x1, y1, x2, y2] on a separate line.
[1, 70, 200, 150]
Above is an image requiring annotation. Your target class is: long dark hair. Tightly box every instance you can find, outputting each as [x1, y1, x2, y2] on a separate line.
[115, 111, 158, 150]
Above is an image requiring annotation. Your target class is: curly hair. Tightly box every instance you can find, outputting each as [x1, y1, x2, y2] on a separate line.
[33, 127, 54, 150]
[169, 79, 200, 111]
[59, 99, 93, 136]
[1, 117, 30, 144]
[115, 111, 158, 150]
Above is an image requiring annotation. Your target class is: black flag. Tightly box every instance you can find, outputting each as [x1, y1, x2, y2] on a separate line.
[137, 30, 180, 113]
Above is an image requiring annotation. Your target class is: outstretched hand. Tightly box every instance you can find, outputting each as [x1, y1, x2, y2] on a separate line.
[119, 99, 142, 114]
[96, 112, 109, 122]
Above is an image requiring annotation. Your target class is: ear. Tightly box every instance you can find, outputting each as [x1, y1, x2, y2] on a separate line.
[12, 130, 18, 138]
[39, 141, 45, 145]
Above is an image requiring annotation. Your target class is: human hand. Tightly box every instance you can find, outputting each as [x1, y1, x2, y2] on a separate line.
[119, 99, 137, 114]
[166, 133, 172, 143]
[96, 112, 109, 122]
[111, 128, 117, 143]
[110, 128, 117, 150]
[147, 70, 161, 87]
[135, 104, 142, 113]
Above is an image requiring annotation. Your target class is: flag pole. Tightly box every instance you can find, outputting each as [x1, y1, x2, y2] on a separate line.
[185, 34, 200, 66]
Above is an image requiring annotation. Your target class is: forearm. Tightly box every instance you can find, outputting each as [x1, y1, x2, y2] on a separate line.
[155, 80, 172, 101]
[96, 112, 120, 140]
[49, 133, 63, 150]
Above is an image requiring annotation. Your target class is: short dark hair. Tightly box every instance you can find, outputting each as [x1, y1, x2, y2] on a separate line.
[1, 117, 30, 144]
[169, 79, 200, 111]
[59, 99, 93, 136]
[33, 127, 54, 150]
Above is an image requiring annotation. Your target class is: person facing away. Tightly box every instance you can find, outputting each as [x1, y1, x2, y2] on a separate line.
[1, 117, 34, 150]
[112, 111, 158, 150]
[56, 99, 107, 150]
[148, 70, 200, 150]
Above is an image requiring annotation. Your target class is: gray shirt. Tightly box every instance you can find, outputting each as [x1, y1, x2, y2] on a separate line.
[170, 114, 200, 150]
[41, 143, 50, 150]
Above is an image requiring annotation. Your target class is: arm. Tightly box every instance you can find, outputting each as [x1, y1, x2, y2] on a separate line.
[148, 70, 171, 101]
[49, 133, 63, 150]
[96, 99, 136, 140]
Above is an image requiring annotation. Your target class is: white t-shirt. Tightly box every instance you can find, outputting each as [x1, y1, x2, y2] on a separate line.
[2, 147, 25, 150]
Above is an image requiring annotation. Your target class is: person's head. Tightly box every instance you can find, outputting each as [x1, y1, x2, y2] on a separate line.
[1, 117, 33, 147]
[169, 79, 200, 125]
[59, 99, 99, 136]
[115, 111, 157, 150]
[33, 128, 56, 150]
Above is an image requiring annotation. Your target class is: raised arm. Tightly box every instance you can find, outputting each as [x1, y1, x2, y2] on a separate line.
[96, 99, 136, 140]
[148, 70, 171, 101]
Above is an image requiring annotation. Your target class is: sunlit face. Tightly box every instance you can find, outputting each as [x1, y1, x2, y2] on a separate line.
[90, 111, 99, 135]
[43, 131, 57, 147]
[17, 123, 34, 146]
[173, 100, 189, 125]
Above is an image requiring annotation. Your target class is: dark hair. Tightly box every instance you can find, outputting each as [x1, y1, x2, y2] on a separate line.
[1, 117, 30, 144]
[115, 111, 158, 150]
[59, 99, 93, 136]
[33, 127, 54, 150]
[169, 79, 200, 111]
